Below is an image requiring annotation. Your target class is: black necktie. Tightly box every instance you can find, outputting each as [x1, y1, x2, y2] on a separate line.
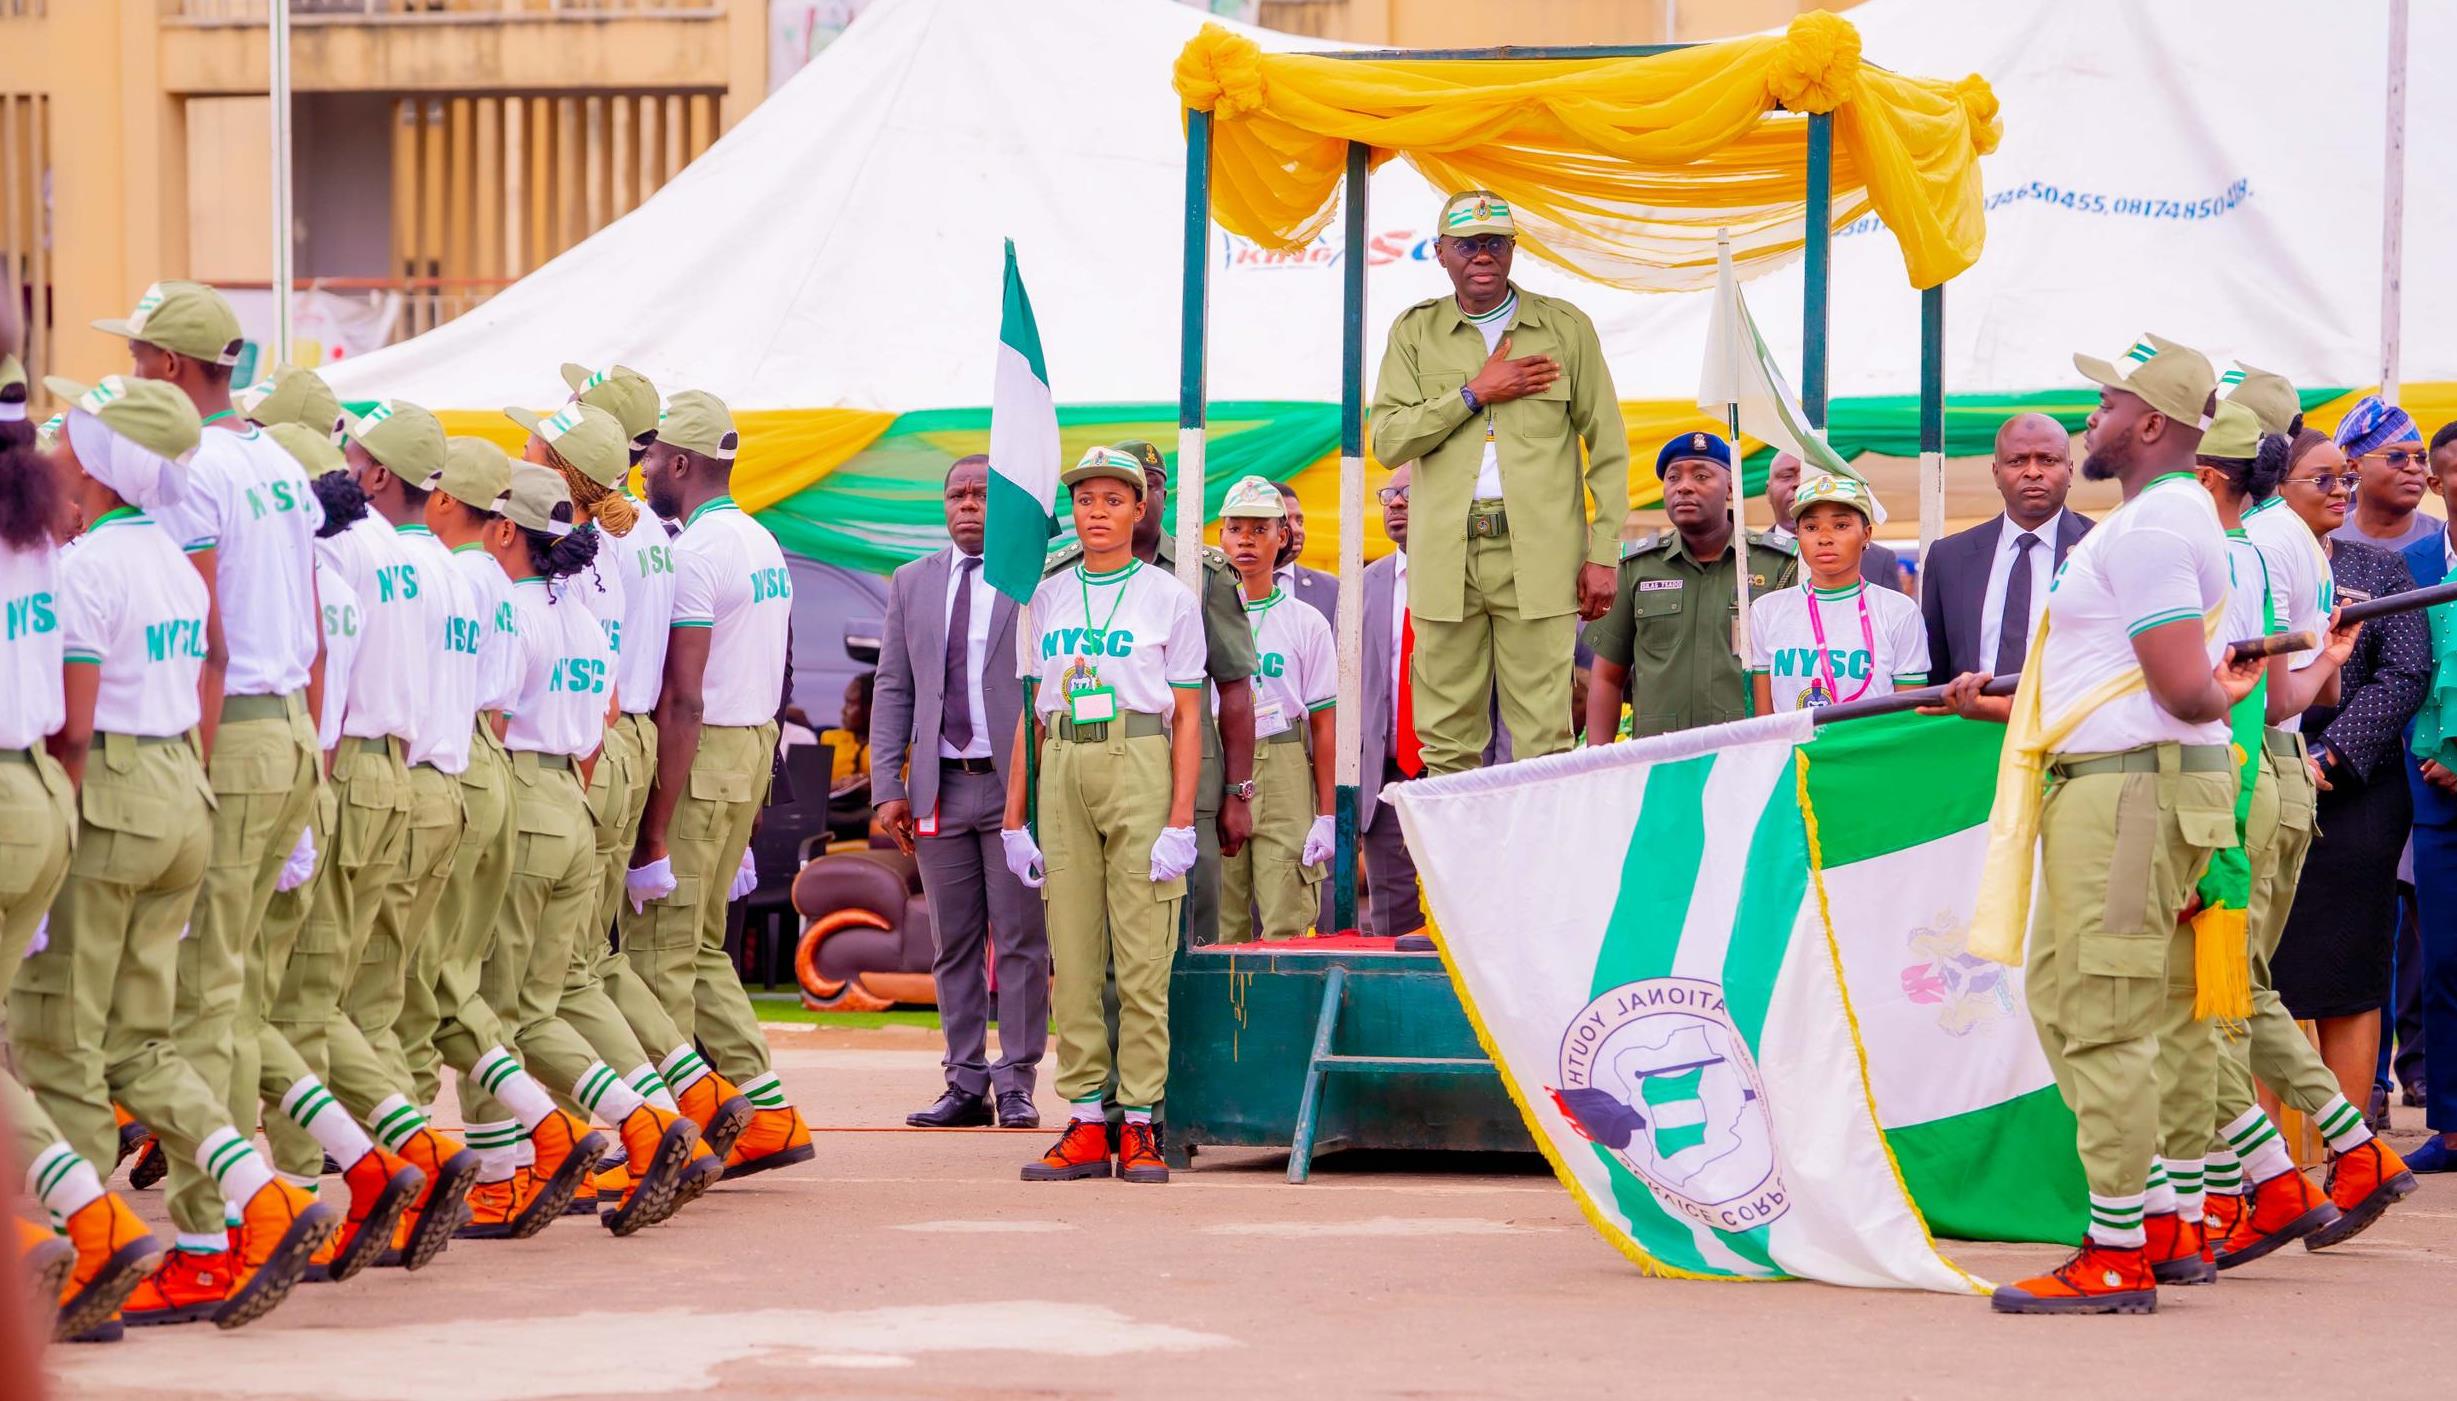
[1995, 532, 2039, 676]
[942, 556, 979, 750]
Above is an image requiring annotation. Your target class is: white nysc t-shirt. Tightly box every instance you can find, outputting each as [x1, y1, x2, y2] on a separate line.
[451, 545, 523, 715]
[150, 425, 323, 698]
[0, 540, 64, 751]
[1226, 589, 1335, 739]
[396, 525, 483, 774]
[321, 514, 435, 743]
[1747, 580, 1930, 712]
[671, 497, 792, 728]
[2039, 474, 2233, 754]
[602, 517, 677, 716]
[2243, 495, 2332, 688]
[312, 554, 361, 753]
[502, 577, 612, 759]
[1020, 559, 1207, 722]
[59, 509, 209, 737]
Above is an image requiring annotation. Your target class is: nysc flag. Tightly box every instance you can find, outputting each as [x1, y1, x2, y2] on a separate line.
[1387, 709, 2078, 1290]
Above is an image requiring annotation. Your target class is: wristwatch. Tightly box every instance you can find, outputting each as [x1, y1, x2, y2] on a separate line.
[1225, 779, 1257, 801]
[1459, 385, 1483, 414]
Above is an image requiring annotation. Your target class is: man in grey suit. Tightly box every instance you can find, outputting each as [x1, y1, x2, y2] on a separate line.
[1359, 464, 1428, 939]
[872, 455, 1048, 1129]
[1917, 413, 2093, 684]
[1273, 480, 1341, 625]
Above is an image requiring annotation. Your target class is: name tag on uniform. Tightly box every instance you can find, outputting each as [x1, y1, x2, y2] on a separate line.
[1639, 579, 1683, 592]
[1068, 685, 1119, 726]
[1254, 701, 1289, 739]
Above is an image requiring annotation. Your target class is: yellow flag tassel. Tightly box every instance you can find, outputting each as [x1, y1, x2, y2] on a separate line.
[2190, 905, 2253, 1021]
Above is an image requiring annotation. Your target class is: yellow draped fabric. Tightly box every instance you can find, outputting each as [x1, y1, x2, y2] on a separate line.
[434, 407, 896, 514]
[1173, 13, 1999, 292]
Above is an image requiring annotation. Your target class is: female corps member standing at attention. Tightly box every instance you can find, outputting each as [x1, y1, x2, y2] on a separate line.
[1001, 446, 1207, 1184]
[1745, 471, 1928, 714]
[19, 376, 335, 1334]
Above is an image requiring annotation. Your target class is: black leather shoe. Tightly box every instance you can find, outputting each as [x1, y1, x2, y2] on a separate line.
[996, 1091, 1041, 1130]
[906, 1089, 992, 1128]
[1392, 933, 1435, 953]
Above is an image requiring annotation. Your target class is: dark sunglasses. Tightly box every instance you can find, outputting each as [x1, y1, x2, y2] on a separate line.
[2287, 472, 2362, 493]
[1442, 234, 1514, 258]
[1378, 485, 1410, 505]
[2362, 448, 2426, 469]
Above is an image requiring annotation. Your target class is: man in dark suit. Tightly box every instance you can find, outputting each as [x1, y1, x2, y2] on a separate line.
[1765, 452, 1905, 592]
[1273, 480, 1340, 624]
[871, 455, 1047, 1130]
[1918, 412, 2093, 684]
[1358, 463, 1426, 938]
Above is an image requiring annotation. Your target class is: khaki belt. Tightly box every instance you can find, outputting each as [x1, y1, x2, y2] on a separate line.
[1051, 712, 1166, 744]
[339, 735, 401, 759]
[2262, 729, 2308, 761]
[512, 750, 574, 772]
[221, 693, 292, 722]
[1263, 727, 1307, 746]
[2048, 744, 2231, 779]
[1465, 497, 1509, 539]
[0, 747, 34, 765]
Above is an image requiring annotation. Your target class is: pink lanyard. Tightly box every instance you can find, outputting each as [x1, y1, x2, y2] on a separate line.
[1804, 583, 1876, 706]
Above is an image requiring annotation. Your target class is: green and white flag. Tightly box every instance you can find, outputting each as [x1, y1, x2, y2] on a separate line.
[1388, 708, 2081, 1290]
[1697, 240, 1860, 490]
[985, 239, 1060, 602]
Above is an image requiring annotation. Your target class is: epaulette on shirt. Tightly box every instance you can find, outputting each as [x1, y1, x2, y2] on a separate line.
[1751, 529, 1797, 557]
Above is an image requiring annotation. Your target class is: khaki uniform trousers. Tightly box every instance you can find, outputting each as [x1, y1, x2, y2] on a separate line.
[2214, 736, 2341, 1133]
[252, 780, 333, 1175]
[2155, 748, 2275, 1160]
[1039, 724, 1182, 1108]
[1215, 734, 1323, 943]
[532, 716, 668, 1120]
[349, 763, 463, 1089]
[173, 696, 316, 1234]
[265, 737, 411, 1178]
[483, 752, 609, 1105]
[404, 723, 517, 1117]
[618, 722, 775, 1084]
[14, 735, 232, 1192]
[2027, 745, 2232, 1202]
[576, 714, 687, 1064]
[0, 749, 77, 1169]
[1409, 531, 1574, 777]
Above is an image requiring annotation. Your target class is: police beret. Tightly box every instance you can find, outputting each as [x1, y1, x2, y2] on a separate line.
[1654, 430, 1734, 478]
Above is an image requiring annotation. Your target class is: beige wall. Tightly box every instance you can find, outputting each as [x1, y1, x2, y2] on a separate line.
[186, 97, 275, 286]
[1258, 0, 1859, 45]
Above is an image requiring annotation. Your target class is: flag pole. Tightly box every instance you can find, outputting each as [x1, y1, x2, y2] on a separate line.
[1715, 233, 1753, 705]
[2379, 0, 2409, 401]
[269, 0, 295, 366]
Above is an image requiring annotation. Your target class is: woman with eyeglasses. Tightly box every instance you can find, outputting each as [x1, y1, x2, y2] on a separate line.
[2331, 397, 2440, 552]
[2269, 423, 2431, 1123]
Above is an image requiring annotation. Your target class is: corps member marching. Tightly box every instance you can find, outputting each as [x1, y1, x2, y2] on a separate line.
[1000, 446, 1208, 1184]
[1213, 475, 1337, 942]
[21, 376, 337, 1334]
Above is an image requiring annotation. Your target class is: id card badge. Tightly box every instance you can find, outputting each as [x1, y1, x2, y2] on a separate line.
[1067, 685, 1119, 726]
[915, 800, 941, 838]
[1253, 702, 1289, 739]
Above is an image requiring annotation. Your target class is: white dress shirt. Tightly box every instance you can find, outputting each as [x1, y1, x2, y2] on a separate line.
[1388, 549, 1410, 735]
[938, 547, 993, 760]
[1976, 509, 2063, 672]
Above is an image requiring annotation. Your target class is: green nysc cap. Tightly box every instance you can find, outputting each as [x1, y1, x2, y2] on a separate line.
[499, 463, 578, 537]
[1218, 474, 1286, 518]
[92, 280, 245, 368]
[347, 400, 448, 485]
[428, 438, 515, 511]
[236, 365, 344, 441]
[2198, 399, 2263, 462]
[2074, 334, 2218, 430]
[561, 362, 660, 445]
[1439, 190, 1515, 238]
[1062, 445, 1148, 496]
[44, 375, 203, 464]
[263, 421, 345, 478]
[2224, 363, 2300, 438]
[507, 401, 627, 487]
[657, 390, 739, 461]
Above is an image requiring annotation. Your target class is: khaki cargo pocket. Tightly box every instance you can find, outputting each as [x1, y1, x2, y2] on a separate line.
[646, 875, 702, 949]
[2275, 780, 2316, 834]
[2178, 806, 2238, 852]
[79, 783, 170, 885]
[2098, 774, 2158, 936]
[0, 836, 51, 900]
[512, 802, 580, 880]
[676, 766, 754, 842]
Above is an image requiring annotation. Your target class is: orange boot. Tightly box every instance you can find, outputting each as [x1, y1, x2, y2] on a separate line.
[674, 1136, 724, 1209]
[2215, 1168, 2339, 1269]
[326, 1149, 422, 1283]
[2308, 1139, 2418, 1250]
[2203, 1191, 2244, 1244]
[2142, 1212, 2213, 1285]
[603, 1106, 699, 1237]
[18, 1218, 72, 1337]
[677, 1072, 756, 1163]
[122, 1249, 233, 1328]
[54, 1193, 160, 1341]
[515, 1110, 607, 1237]
[722, 1105, 814, 1181]
[112, 1105, 148, 1169]
[453, 1175, 528, 1240]
[219, 1179, 337, 1329]
[391, 1126, 481, 1270]
[1989, 1242, 2158, 1314]
[1020, 1120, 1113, 1182]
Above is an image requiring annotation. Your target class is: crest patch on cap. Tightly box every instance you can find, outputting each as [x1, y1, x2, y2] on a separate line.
[1690, 432, 1706, 451]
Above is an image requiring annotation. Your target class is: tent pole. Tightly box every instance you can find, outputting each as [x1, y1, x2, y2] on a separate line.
[1918, 285, 1945, 562]
[1802, 112, 1831, 428]
[1175, 110, 1211, 595]
[1332, 141, 1367, 934]
[2379, 0, 2409, 400]
[269, 0, 294, 367]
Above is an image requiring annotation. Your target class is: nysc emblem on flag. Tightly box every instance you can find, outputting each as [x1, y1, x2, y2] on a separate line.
[1551, 976, 1787, 1233]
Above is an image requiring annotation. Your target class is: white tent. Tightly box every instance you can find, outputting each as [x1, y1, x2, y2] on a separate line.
[329, 0, 2449, 415]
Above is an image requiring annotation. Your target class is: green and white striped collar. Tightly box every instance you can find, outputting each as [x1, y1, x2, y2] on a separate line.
[1460, 290, 1518, 327]
[682, 496, 739, 528]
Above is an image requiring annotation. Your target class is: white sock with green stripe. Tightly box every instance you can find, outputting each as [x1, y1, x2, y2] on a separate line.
[1068, 1099, 1103, 1124]
[2222, 1107, 2295, 1185]
[279, 1075, 376, 1166]
[472, 1046, 558, 1130]
[25, 1143, 104, 1220]
[659, 1045, 712, 1096]
[368, 1094, 431, 1154]
[2312, 1094, 2375, 1153]
[626, 1063, 679, 1113]
[2206, 1146, 2244, 1196]
[2162, 1157, 2205, 1223]
[2087, 1190, 2148, 1248]
[2142, 1160, 2175, 1217]
[572, 1061, 647, 1126]
[737, 1071, 790, 1111]
[196, 1126, 275, 1207]
[175, 1232, 226, 1255]
[464, 1118, 524, 1183]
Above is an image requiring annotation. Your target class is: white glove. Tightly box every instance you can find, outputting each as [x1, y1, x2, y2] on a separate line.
[729, 848, 759, 900]
[1301, 814, 1336, 869]
[275, 827, 317, 893]
[1149, 825, 1199, 884]
[24, 916, 45, 958]
[626, 855, 677, 913]
[1000, 827, 1046, 889]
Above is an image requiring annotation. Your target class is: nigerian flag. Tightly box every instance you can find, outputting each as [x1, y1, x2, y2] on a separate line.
[985, 239, 1060, 602]
[1388, 708, 2084, 1290]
